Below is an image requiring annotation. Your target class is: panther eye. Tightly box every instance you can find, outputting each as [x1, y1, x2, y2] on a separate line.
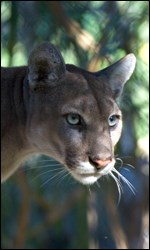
[66, 114, 81, 125]
[108, 115, 119, 127]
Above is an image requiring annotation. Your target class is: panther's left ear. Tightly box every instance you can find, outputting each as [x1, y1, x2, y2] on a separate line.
[95, 54, 136, 98]
[28, 42, 66, 90]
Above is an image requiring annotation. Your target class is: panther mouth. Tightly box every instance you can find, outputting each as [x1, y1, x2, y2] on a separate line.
[70, 159, 115, 185]
[67, 158, 135, 203]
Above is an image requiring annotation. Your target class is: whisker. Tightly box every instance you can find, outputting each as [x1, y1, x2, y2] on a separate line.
[112, 168, 136, 195]
[96, 181, 101, 188]
[115, 156, 135, 170]
[125, 163, 135, 169]
[36, 159, 60, 163]
[24, 163, 62, 170]
[115, 155, 132, 159]
[121, 167, 131, 172]
[40, 169, 67, 187]
[31, 167, 63, 181]
[86, 185, 91, 194]
[55, 170, 70, 185]
[109, 171, 122, 205]
[116, 157, 123, 167]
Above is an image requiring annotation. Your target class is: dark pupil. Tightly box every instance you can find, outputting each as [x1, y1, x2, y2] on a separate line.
[110, 116, 115, 122]
[72, 115, 77, 120]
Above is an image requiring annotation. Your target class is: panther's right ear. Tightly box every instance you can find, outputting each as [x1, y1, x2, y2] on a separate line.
[28, 42, 66, 90]
[95, 53, 136, 98]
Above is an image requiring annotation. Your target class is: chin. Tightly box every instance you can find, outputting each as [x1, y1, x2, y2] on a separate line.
[80, 176, 100, 185]
[71, 172, 100, 185]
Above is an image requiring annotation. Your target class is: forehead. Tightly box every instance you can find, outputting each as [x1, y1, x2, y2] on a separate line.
[58, 71, 119, 116]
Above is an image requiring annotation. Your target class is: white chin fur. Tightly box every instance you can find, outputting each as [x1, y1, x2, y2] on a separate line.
[72, 173, 99, 185]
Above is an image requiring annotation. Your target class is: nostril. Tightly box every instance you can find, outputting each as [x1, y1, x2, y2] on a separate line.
[96, 159, 111, 168]
[89, 157, 99, 168]
[89, 157, 112, 169]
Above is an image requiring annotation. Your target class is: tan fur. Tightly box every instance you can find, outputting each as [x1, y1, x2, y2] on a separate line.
[1, 43, 136, 184]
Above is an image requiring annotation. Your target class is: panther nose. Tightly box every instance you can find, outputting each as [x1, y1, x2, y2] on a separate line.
[95, 159, 112, 168]
[89, 157, 112, 169]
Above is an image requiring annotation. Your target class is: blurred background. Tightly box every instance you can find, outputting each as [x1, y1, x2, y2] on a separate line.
[1, 1, 149, 249]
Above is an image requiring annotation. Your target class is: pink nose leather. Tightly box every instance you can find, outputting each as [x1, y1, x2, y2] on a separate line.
[95, 159, 111, 168]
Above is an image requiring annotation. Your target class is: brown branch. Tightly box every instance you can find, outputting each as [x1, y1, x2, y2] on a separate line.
[13, 171, 30, 249]
[8, 1, 18, 66]
[44, 1, 96, 51]
[106, 194, 129, 249]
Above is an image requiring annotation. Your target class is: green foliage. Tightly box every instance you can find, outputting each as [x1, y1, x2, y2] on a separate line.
[2, 1, 148, 141]
[1, 1, 149, 249]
